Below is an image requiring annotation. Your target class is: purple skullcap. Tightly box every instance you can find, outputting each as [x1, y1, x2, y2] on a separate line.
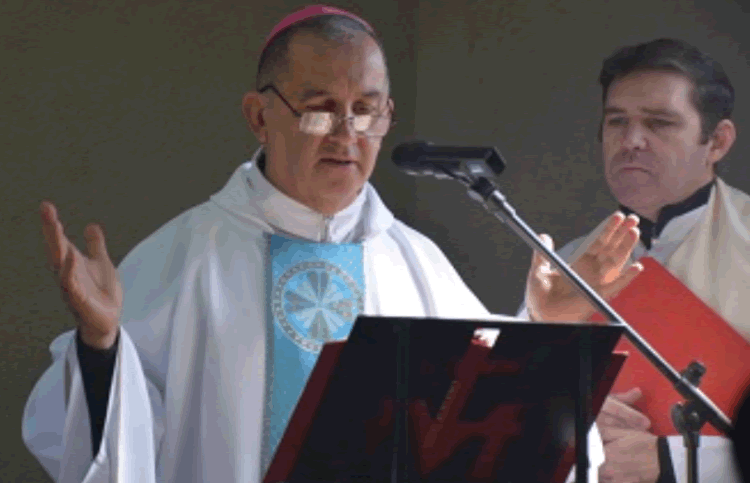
[262, 5, 374, 51]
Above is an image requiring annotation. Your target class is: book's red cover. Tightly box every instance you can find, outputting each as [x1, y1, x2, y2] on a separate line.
[587, 256, 750, 436]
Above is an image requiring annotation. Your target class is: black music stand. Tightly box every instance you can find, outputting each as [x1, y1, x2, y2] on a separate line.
[264, 316, 627, 483]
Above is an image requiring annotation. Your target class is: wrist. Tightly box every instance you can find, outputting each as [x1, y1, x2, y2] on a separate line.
[79, 328, 119, 350]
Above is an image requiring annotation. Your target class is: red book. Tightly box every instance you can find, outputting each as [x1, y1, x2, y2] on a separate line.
[588, 256, 750, 436]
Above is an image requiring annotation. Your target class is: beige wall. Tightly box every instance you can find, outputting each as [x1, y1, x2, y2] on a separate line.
[2, 0, 748, 480]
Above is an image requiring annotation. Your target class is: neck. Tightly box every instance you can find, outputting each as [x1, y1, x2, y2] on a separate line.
[258, 152, 361, 216]
[619, 178, 715, 248]
[627, 175, 717, 223]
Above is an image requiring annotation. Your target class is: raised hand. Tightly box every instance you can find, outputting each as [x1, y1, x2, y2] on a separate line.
[525, 211, 644, 322]
[41, 201, 122, 349]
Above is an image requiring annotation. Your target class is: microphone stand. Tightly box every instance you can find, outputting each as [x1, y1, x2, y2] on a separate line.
[428, 165, 732, 483]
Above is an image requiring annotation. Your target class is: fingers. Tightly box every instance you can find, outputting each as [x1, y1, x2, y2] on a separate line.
[599, 261, 644, 299]
[525, 234, 556, 320]
[588, 212, 640, 259]
[40, 201, 67, 272]
[613, 387, 643, 405]
[85, 223, 111, 264]
[587, 211, 626, 256]
[600, 461, 639, 483]
[599, 393, 651, 430]
[599, 426, 633, 444]
[609, 214, 640, 246]
[609, 215, 640, 263]
[610, 227, 640, 269]
[541, 233, 554, 252]
[531, 234, 555, 289]
[58, 242, 83, 311]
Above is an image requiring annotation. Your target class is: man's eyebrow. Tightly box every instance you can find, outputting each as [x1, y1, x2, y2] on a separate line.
[603, 107, 626, 115]
[361, 90, 385, 99]
[603, 106, 681, 119]
[298, 89, 330, 102]
[640, 107, 681, 118]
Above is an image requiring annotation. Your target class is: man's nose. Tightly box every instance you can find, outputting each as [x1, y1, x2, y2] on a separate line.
[621, 123, 648, 151]
[326, 116, 358, 145]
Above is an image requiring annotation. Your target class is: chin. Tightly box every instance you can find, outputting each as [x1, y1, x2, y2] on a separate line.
[613, 189, 664, 211]
[608, 173, 657, 199]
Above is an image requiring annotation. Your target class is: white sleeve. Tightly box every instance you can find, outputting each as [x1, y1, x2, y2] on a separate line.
[22, 328, 160, 483]
[666, 435, 743, 483]
[564, 423, 606, 483]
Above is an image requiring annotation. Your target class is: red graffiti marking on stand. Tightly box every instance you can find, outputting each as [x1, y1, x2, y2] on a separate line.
[365, 335, 528, 480]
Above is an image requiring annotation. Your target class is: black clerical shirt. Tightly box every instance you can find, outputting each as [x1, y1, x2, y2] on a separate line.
[619, 180, 715, 250]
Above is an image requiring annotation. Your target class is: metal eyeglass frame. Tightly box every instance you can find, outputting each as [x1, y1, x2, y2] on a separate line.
[258, 84, 397, 137]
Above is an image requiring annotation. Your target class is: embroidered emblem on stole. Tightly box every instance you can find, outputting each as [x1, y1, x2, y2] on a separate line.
[263, 234, 364, 473]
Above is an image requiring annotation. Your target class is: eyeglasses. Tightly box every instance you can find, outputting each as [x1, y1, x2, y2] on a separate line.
[259, 84, 396, 138]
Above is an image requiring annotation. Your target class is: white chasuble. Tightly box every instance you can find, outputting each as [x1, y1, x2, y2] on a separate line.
[23, 150, 596, 483]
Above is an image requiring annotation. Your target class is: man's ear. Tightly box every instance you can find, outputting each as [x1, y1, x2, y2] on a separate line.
[242, 91, 268, 144]
[707, 119, 737, 168]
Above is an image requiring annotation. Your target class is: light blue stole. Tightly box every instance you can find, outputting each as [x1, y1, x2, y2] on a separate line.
[262, 234, 364, 473]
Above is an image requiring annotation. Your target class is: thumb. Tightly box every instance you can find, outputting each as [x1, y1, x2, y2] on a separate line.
[540, 233, 555, 252]
[613, 387, 643, 405]
[532, 234, 555, 271]
[84, 223, 111, 263]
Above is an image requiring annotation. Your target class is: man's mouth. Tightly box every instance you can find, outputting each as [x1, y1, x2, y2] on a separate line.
[615, 162, 651, 173]
[320, 158, 355, 166]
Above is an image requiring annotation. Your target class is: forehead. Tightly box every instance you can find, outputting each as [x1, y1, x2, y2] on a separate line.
[605, 70, 697, 115]
[280, 32, 389, 98]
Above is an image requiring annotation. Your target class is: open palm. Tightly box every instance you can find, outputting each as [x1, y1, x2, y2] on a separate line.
[526, 212, 644, 322]
[41, 201, 122, 349]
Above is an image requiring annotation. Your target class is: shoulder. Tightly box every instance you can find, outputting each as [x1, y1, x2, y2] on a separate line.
[718, 179, 750, 219]
[118, 201, 265, 289]
[387, 219, 451, 261]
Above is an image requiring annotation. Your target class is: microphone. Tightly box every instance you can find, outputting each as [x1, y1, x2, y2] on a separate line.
[391, 141, 506, 178]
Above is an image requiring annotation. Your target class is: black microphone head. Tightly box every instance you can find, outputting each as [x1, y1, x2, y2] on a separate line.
[391, 140, 506, 178]
[391, 141, 432, 165]
[391, 141, 438, 176]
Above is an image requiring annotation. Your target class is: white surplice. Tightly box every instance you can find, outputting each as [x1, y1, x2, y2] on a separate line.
[519, 178, 750, 482]
[24, 151, 604, 483]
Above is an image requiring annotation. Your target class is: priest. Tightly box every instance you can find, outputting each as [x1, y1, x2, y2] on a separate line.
[23, 6, 643, 483]
[519, 38, 749, 483]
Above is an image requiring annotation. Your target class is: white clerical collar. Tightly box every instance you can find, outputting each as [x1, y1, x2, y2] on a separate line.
[209, 150, 394, 243]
